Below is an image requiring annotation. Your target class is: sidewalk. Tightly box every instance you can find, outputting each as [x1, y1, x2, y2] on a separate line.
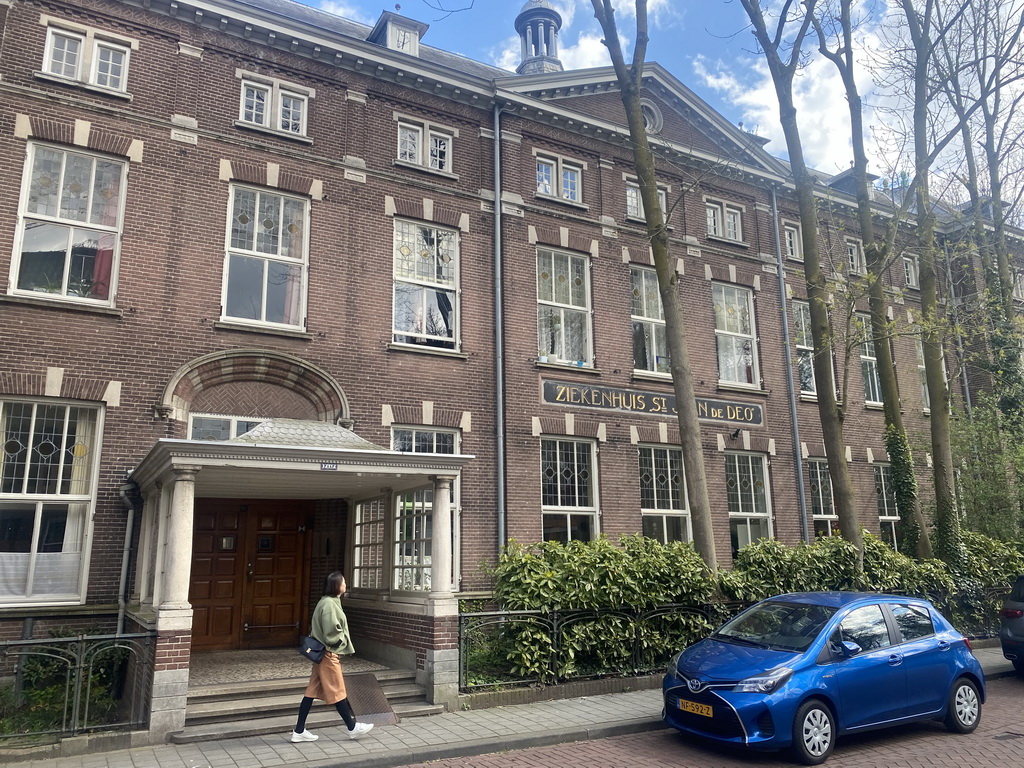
[14, 644, 1017, 768]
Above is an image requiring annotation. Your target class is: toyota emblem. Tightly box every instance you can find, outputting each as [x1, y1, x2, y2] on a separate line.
[686, 677, 704, 693]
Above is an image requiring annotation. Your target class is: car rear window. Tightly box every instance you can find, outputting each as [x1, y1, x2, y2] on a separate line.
[891, 603, 935, 641]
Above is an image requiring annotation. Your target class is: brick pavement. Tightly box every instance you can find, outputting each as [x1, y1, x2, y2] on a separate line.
[8, 646, 1018, 768]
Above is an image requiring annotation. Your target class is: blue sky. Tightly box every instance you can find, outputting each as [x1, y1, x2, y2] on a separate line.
[307, 0, 879, 174]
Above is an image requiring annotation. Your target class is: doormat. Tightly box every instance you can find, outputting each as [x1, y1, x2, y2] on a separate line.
[345, 672, 401, 726]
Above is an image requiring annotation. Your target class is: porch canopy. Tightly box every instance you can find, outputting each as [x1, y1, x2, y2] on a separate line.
[128, 419, 473, 628]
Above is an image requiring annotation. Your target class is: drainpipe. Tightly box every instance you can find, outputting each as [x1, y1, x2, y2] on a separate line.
[493, 102, 507, 551]
[116, 481, 140, 635]
[770, 185, 810, 543]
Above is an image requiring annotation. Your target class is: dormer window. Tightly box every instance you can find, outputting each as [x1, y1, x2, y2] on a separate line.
[389, 24, 419, 55]
[367, 12, 429, 57]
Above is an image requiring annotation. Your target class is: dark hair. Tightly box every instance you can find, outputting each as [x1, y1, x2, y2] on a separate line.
[323, 571, 346, 596]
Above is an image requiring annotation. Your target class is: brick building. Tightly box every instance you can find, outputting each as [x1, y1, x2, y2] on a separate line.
[0, 0, 1019, 744]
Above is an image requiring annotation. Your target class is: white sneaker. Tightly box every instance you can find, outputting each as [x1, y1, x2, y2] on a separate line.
[348, 722, 373, 739]
[290, 729, 318, 743]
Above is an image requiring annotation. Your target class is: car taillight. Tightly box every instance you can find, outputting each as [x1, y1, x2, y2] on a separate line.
[1001, 608, 1024, 619]
[964, 636, 972, 652]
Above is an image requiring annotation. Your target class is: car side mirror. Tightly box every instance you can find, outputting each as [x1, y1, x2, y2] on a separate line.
[840, 640, 862, 657]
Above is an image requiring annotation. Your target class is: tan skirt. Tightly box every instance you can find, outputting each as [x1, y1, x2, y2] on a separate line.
[304, 651, 348, 704]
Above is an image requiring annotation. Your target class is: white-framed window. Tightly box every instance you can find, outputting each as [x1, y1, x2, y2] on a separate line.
[706, 199, 743, 242]
[725, 451, 772, 556]
[903, 254, 920, 289]
[639, 445, 690, 544]
[352, 497, 387, 590]
[396, 121, 454, 173]
[1013, 272, 1024, 301]
[914, 333, 930, 412]
[874, 463, 900, 551]
[793, 300, 816, 395]
[0, 399, 101, 604]
[42, 23, 134, 93]
[857, 312, 883, 404]
[631, 266, 670, 374]
[846, 239, 866, 275]
[12, 144, 126, 304]
[713, 283, 759, 387]
[538, 248, 591, 365]
[639, 98, 663, 134]
[392, 428, 459, 592]
[236, 71, 313, 137]
[784, 223, 803, 261]
[393, 220, 459, 350]
[223, 185, 308, 328]
[189, 414, 264, 440]
[807, 459, 837, 537]
[535, 153, 583, 203]
[540, 438, 597, 542]
[625, 181, 668, 222]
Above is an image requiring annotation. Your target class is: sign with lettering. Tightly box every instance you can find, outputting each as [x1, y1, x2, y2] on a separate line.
[320, 462, 339, 471]
[541, 380, 763, 425]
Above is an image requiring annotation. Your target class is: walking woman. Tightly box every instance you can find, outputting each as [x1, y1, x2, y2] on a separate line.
[291, 571, 374, 742]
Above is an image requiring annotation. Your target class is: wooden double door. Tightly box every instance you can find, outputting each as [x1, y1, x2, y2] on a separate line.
[189, 499, 313, 651]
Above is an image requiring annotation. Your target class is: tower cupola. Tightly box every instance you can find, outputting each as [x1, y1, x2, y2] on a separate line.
[515, 0, 563, 74]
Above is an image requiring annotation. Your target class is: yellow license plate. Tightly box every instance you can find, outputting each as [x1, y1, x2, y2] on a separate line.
[678, 698, 713, 718]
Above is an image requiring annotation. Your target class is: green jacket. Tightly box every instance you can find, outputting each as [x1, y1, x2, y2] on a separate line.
[310, 595, 355, 655]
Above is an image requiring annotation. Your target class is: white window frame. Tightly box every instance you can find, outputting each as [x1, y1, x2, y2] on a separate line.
[625, 179, 668, 222]
[392, 219, 460, 350]
[222, 184, 309, 329]
[537, 248, 592, 366]
[706, 198, 744, 242]
[784, 222, 803, 261]
[857, 312, 883, 405]
[1014, 272, 1024, 301]
[395, 115, 457, 175]
[847, 239, 866, 276]
[713, 283, 759, 387]
[0, 398, 102, 606]
[903, 254, 920, 289]
[534, 151, 584, 204]
[639, 445, 690, 544]
[540, 438, 598, 542]
[188, 414, 264, 441]
[807, 459, 837, 537]
[793, 300, 816, 396]
[391, 427, 460, 593]
[352, 497, 388, 590]
[235, 70, 314, 138]
[725, 451, 773, 555]
[631, 266, 670, 375]
[11, 143, 127, 306]
[914, 334, 931, 412]
[40, 19, 136, 94]
[874, 463, 900, 551]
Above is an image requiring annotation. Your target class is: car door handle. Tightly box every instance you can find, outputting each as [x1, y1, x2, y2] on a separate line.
[888, 654, 903, 666]
[937, 640, 950, 651]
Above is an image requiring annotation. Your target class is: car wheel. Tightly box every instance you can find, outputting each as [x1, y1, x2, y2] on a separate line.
[944, 677, 981, 734]
[1013, 659, 1024, 675]
[790, 699, 835, 765]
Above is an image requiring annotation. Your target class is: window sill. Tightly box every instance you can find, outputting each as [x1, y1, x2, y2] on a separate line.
[534, 193, 589, 211]
[233, 120, 313, 144]
[716, 382, 769, 396]
[624, 215, 673, 231]
[2, 293, 123, 316]
[632, 369, 673, 383]
[214, 320, 313, 339]
[798, 393, 819, 402]
[392, 159, 460, 181]
[536, 360, 600, 374]
[706, 235, 749, 248]
[865, 402, 884, 410]
[34, 71, 132, 100]
[388, 342, 468, 359]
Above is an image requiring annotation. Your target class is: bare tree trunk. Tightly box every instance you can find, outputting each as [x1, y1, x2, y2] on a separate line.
[741, 0, 864, 572]
[589, 0, 717, 571]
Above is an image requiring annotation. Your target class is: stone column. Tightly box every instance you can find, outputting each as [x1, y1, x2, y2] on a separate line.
[429, 476, 454, 598]
[160, 466, 200, 611]
[134, 485, 159, 606]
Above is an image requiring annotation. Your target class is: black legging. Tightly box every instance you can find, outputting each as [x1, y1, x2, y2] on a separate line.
[295, 696, 356, 733]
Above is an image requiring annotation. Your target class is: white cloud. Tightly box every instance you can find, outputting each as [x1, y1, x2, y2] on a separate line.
[317, 1, 374, 25]
[559, 31, 612, 69]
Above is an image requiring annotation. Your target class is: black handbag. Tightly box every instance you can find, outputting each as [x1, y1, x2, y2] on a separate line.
[298, 635, 325, 664]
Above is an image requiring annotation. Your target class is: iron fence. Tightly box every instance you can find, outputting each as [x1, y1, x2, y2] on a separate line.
[459, 589, 1009, 692]
[0, 631, 156, 744]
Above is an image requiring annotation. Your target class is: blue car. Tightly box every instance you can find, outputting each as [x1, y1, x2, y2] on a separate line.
[663, 592, 984, 765]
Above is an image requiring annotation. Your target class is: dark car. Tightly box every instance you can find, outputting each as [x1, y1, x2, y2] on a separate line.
[663, 592, 984, 765]
[999, 575, 1024, 674]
